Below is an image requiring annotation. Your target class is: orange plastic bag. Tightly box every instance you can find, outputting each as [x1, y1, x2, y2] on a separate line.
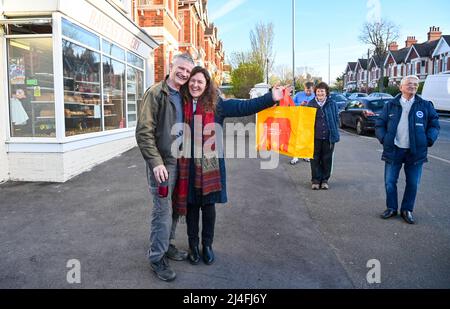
[256, 106, 317, 158]
[278, 88, 295, 106]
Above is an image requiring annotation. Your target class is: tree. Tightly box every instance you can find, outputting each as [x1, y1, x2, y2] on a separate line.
[249, 22, 275, 83]
[359, 19, 399, 91]
[230, 62, 264, 98]
[229, 51, 251, 69]
[273, 64, 293, 85]
[334, 72, 345, 92]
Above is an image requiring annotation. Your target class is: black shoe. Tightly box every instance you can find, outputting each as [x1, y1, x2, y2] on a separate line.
[381, 209, 398, 219]
[150, 256, 176, 282]
[401, 210, 416, 224]
[166, 244, 188, 261]
[188, 245, 201, 265]
[202, 245, 215, 265]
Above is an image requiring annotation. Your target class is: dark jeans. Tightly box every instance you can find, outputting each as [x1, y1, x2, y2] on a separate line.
[310, 139, 335, 184]
[384, 148, 423, 212]
[186, 202, 216, 248]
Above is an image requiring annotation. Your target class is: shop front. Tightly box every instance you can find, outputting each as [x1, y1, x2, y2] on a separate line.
[1, 0, 158, 182]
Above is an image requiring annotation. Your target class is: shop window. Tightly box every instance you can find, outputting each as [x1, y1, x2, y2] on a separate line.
[62, 40, 102, 136]
[62, 18, 100, 50]
[127, 67, 144, 127]
[103, 57, 126, 130]
[102, 39, 125, 61]
[7, 37, 55, 137]
[127, 51, 144, 69]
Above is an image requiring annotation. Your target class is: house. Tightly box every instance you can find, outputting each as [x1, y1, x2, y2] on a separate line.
[343, 62, 357, 91]
[432, 35, 450, 74]
[355, 58, 368, 90]
[343, 26, 448, 91]
[135, 0, 182, 82]
[384, 42, 410, 86]
[404, 27, 442, 81]
[367, 55, 384, 89]
[136, 0, 225, 84]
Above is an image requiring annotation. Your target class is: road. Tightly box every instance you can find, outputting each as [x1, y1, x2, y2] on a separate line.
[0, 118, 449, 289]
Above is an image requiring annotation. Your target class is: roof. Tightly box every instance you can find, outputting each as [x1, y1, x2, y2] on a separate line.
[390, 47, 410, 64]
[443, 35, 450, 46]
[369, 55, 384, 68]
[347, 62, 357, 71]
[205, 24, 214, 36]
[413, 39, 439, 58]
[357, 59, 368, 70]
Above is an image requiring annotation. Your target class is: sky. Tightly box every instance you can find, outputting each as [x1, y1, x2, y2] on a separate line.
[207, 0, 450, 84]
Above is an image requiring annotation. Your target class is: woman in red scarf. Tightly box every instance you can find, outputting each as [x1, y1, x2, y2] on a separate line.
[175, 66, 289, 265]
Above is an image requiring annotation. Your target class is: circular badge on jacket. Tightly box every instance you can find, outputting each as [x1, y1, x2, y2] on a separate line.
[416, 111, 424, 118]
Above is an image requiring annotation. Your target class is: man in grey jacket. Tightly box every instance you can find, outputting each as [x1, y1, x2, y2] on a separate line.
[136, 53, 194, 281]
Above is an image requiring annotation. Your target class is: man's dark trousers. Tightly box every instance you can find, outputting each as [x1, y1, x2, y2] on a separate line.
[384, 146, 423, 212]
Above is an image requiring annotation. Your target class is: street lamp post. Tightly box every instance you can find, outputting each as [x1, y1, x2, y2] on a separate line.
[328, 43, 331, 85]
[266, 58, 269, 84]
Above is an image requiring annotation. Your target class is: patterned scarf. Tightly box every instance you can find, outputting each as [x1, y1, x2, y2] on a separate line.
[172, 98, 222, 216]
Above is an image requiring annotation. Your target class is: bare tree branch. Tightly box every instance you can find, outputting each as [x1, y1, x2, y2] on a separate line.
[249, 22, 275, 78]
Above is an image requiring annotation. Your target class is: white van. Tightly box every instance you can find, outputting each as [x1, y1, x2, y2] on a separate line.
[421, 74, 450, 112]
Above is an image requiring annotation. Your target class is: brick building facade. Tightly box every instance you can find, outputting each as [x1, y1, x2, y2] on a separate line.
[134, 0, 225, 84]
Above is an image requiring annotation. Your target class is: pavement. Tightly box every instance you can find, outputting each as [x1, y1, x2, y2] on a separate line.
[0, 129, 449, 289]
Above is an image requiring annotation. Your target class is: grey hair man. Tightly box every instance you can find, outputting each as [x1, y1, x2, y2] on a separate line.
[375, 75, 440, 224]
[136, 53, 195, 281]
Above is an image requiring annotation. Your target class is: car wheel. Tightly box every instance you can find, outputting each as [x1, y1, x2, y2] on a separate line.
[356, 119, 365, 135]
[339, 116, 345, 128]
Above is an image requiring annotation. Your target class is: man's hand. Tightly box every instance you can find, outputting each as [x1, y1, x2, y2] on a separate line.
[153, 165, 168, 184]
[271, 85, 293, 102]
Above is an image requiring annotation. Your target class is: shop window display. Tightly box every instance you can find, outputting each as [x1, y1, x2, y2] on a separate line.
[103, 57, 126, 130]
[7, 37, 55, 137]
[127, 66, 144, 127]
[63, 40, 102, 136]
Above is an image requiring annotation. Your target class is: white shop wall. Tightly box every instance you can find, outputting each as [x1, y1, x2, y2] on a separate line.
[1, 21, 9, 182]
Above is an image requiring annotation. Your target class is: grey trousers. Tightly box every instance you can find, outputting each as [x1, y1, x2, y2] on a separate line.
[146, 163, 180, 263]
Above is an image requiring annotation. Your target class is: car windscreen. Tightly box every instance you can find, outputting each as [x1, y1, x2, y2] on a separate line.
[367, 99, 389, 111]
[331, 94, 347, 101]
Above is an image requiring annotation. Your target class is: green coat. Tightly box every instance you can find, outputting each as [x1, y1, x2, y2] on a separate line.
[136, 77, 179, 169]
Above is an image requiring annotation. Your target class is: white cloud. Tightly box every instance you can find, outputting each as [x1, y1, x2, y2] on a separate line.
[210, 0, 247, 21]
[366, 0, 381, 23]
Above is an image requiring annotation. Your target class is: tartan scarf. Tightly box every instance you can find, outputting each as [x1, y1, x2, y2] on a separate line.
[172, 98, 222, 216]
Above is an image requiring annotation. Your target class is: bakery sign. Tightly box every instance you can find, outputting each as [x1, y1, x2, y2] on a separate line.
[60, 0, 151, 58]
[88, 10, 141, 52]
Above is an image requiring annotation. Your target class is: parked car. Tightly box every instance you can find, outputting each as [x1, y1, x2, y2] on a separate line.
[421, 74, 450, 112]
[342, 92, 353, 99]
[348, 92, 368, 100]
[368, 92, 394, 99]
[339, 98, 390, 135]
[330, 92, 350, 111]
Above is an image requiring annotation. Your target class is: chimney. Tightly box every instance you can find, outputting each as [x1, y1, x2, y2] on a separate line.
[405, 36, 418, 48]
[389, 42, 398, 51]
[427, 26, 442, 42]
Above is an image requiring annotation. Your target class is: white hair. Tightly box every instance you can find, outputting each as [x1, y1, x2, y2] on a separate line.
[400, 75, 420, 86]
[172, 53, 195, 66]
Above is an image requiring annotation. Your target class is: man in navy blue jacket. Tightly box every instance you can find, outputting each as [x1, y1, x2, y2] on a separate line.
[375, 75, 440, 224]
